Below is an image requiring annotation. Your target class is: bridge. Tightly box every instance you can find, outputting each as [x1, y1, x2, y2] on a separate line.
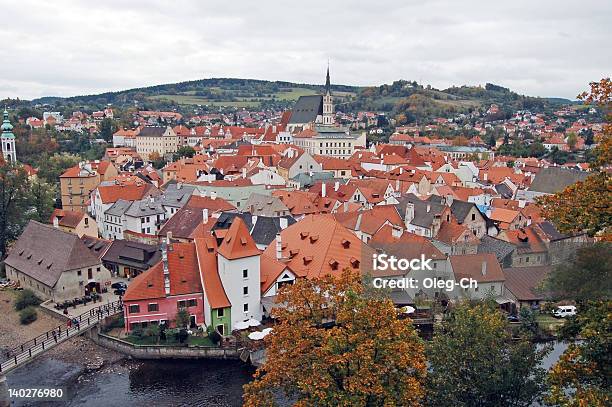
[0, 300, 122, 375]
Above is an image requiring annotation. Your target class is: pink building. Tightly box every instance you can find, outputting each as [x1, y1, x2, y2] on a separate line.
[122, 241, 204, 332]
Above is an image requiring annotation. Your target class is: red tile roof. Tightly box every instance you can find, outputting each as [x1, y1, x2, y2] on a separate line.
[194, 236, 231, 308]
[217, 218, 260, 260]
[123, 242, 202, 301]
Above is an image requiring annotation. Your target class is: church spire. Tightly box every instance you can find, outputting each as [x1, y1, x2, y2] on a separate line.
[1, 109, 16, 162]
[325, 62, 331, 94]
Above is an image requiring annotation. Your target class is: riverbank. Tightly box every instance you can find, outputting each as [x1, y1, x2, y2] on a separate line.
[0, 290, 60, 349]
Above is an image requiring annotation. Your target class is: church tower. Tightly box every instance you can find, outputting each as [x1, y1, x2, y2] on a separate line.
[1, 110, 16, 163]
[322, 65, 334, 126]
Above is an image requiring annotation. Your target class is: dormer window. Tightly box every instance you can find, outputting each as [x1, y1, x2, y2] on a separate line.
[341, 239, 351, 249]
[329, 259, 339, 270]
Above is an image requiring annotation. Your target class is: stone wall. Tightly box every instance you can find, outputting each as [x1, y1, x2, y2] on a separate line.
[88, 327, 240, 360]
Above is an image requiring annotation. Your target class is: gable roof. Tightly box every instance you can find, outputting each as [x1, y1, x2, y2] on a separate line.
[450, 253, 505, 283]
[289, 95, 323, 124]
[217, 217, 260, 260]
[503, 266, 552, 301]
[529, 167, 589, 194]
[194, 237, 231, 309]
[5, 221, 101, 287]
[122, 242, 201, 301]
[50, 209, 85, 229]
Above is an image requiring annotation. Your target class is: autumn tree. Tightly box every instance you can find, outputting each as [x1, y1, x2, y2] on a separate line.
[537, 78, 612, 239]
[546, 300, 611, 406]
[243, 270, 427, 407]
[425, 301, 549, 407]
[27, 179, 56, 223]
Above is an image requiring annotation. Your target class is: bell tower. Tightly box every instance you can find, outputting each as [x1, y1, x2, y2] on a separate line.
[1, 110, 16, 163]
[322, 64, 334, 126]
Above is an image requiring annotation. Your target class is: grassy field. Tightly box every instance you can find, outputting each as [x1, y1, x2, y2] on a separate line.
[536, 314, 566, 333]
[147, 86, 355, 107]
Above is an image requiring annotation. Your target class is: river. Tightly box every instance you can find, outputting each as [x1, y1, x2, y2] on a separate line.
[6, 341, 570, 407]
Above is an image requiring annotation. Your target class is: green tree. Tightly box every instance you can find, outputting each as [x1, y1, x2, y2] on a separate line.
[0, 163, 30, 258]
[36, 153, 81, 186]
[175, 308, 190, 329]
[543, 243, 611, 302]
[98, 118, 116, 142]
[173, 146, 196, 160]
[28, 180, 56, 222]
[19, 306, 38, 325]
[426, 301, 549, 407]
[14, 289, 42, 310]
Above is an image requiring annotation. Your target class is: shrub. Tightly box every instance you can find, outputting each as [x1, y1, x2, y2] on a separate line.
[14, 289, 42, 311]
[131, 326, 144, 338]
[175, 328, 189, 343]
[19, 306, 38, 325]
[144, 324, 160, 338]
[209, 329, 221, 345]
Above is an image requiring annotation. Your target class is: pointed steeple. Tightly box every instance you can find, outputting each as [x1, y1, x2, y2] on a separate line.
[324, 63, 331, 94]
[1, 110, 14, 138]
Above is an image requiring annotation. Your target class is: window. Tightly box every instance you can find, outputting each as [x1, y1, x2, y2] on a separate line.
[148, 303, 159, 312]
[217, 308, 224, 318]
[243, 303, 249, 313]
[129, 304, 140, 314]
[188, 299, 197, 307]
[471, 213, 476, 221]
[177, 300, 187, 309]
[243, 286, 249, 296]
[242, 269, 248, 279]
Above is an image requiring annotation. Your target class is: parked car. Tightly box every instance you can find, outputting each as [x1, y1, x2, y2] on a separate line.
[553, 305, 577, 318]
[507, 314, 520, 323]
[111, 282, 128, 290]
[114, 288, 126, 296]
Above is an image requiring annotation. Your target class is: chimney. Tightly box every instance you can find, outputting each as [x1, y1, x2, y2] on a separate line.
[481, 261, 487, 276]
[405, 202, 415, 224]
[426, 204, 431, 213]
[52, 216, 59, 228]
[177, 182, 183, 190]
[483, 173, 488, 182]
[242, 167, 247, 179]
[275, 233, 283, 260]
[321, 182, 327, 198]
[162, 236, 171, 296]
[334, 181, 340, 191]
[395, 178, 400, 192]
[251, 215, 258, 225]
[202, 209, 209, 224]
[149, 195, 154, 203]
[210, 191, 217, 200]
[399, 167, 403, 175]
[279, 217, 288, 229]
[199, 189, 206, 197]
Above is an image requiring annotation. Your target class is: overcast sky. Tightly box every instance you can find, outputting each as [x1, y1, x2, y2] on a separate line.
[0, 0, 610, 100]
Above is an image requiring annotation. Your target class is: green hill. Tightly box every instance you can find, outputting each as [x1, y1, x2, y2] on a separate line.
[30, 78, 575, 123]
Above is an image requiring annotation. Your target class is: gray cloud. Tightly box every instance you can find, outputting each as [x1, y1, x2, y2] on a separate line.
[0, 0, 610, 100]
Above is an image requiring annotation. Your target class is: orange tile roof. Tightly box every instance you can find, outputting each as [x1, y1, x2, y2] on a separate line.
[260, 253, 292, 294]
[186, 195, 236, 211]
[217, 218, 260, 260]
[123, 242, 202, 301]
[489, 207, 520, 225]
[262, 214, 372, 279]
[50, 209, 84, 229]
[450, 253, 505, 283]
[370, 225, 446, 261]
[194, 236, 231, 309]
[97, 183, 157, 204]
